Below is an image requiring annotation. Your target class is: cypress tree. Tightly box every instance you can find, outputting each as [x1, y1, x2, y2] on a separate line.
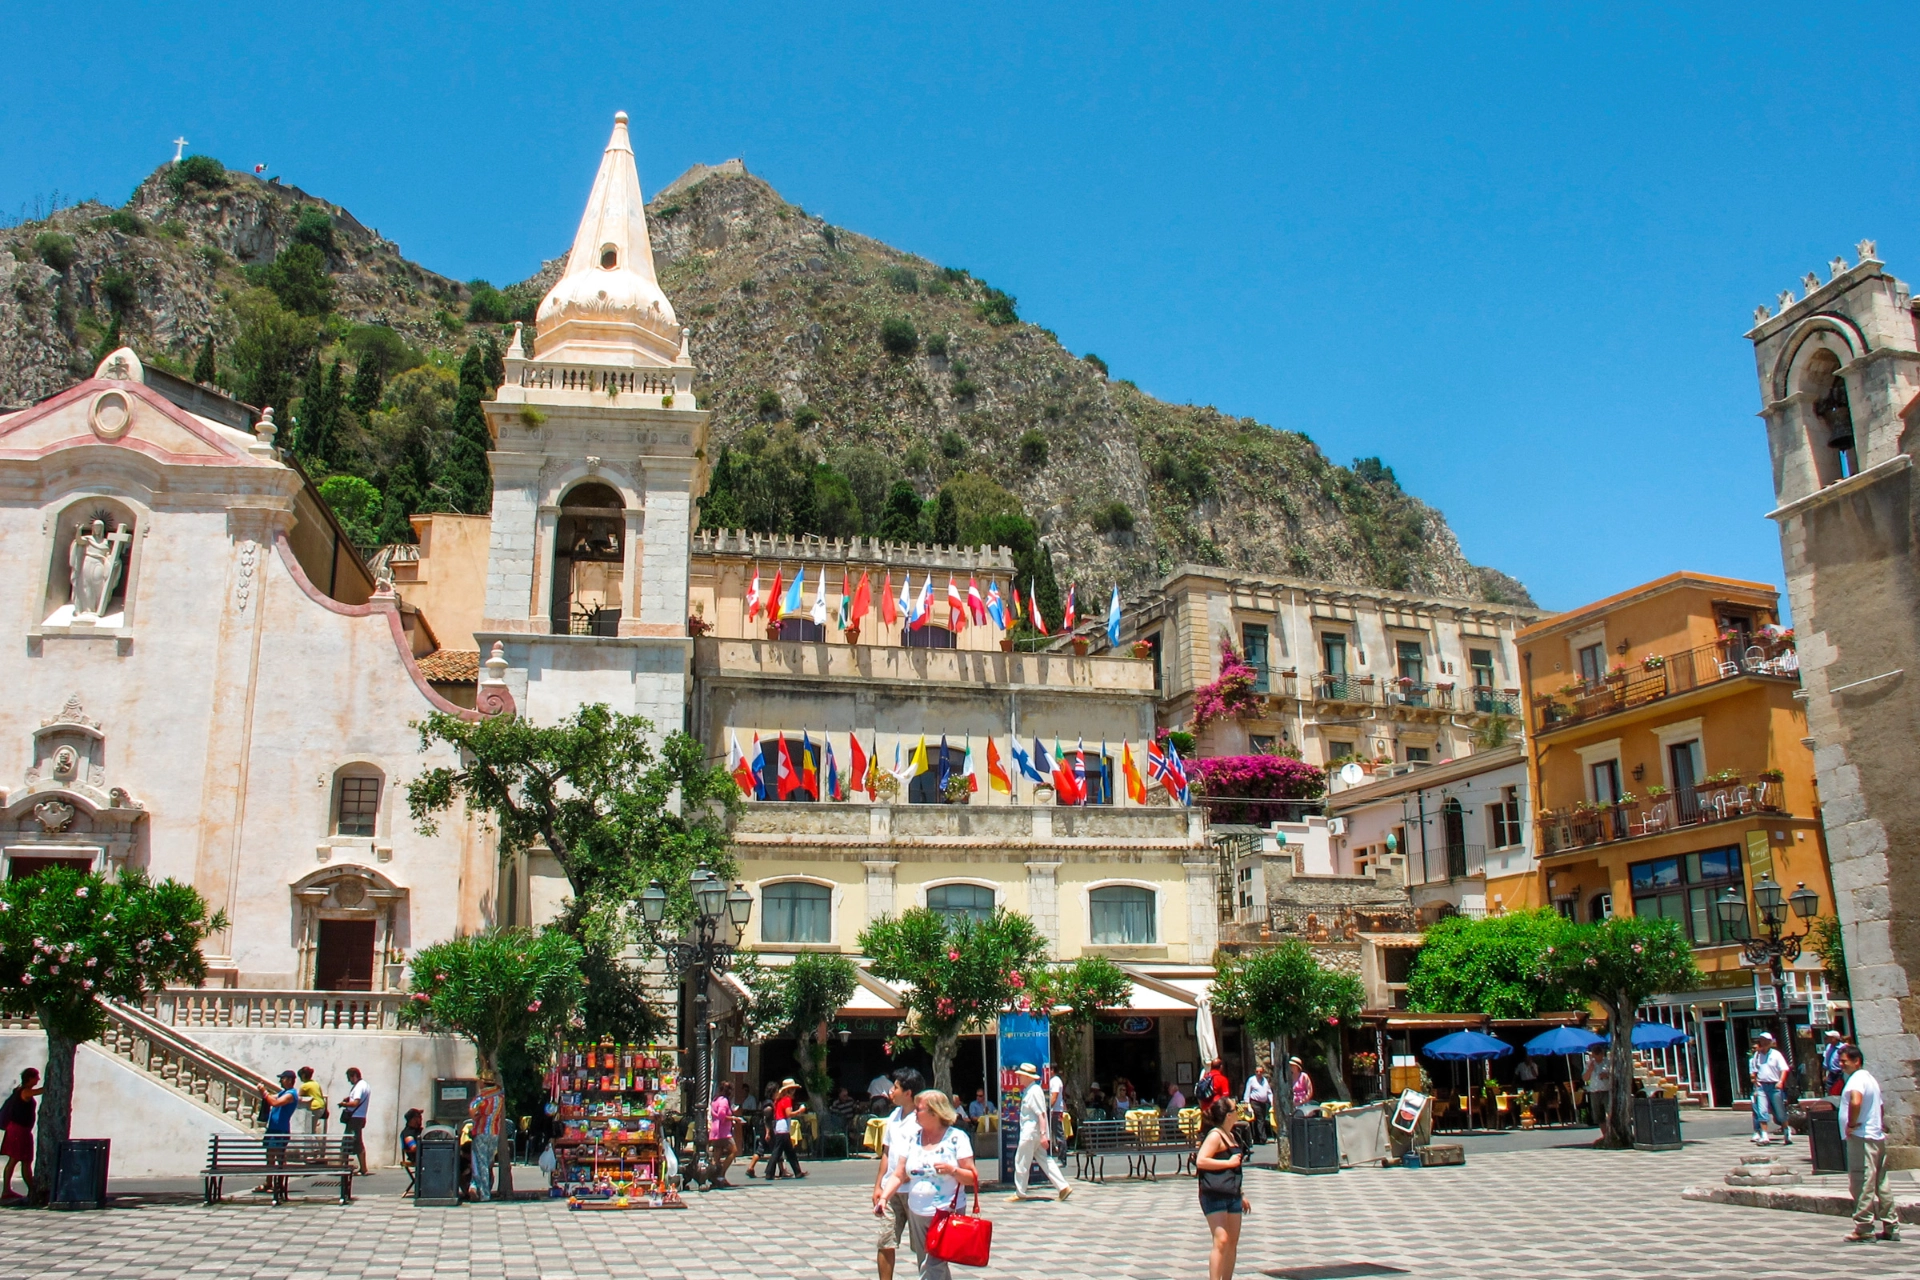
[442, 341, 495, 514]
[931, 488, 959, 545]
[192, 334, 217, 386]
[291, 358, 347, 473]
[877, 482, 925, 543]
[697, 446, 744, 531]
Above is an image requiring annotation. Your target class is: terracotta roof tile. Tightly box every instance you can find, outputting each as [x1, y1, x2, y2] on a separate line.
[416, 649, 479, 683]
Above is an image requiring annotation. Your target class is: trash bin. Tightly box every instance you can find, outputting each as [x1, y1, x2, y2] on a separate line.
[415, 1124, 461, 1206]
[1804, 1099, 1846, 1174]
[1287, 1113, 1340, 1175]
[1632, 1096, 1682, 1151]
[50, 1139, 110, 1210]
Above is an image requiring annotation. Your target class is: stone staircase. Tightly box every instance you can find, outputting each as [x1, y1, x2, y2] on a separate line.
[6, 999, 274, 1132]
[1634, 1053, 1709, 1107]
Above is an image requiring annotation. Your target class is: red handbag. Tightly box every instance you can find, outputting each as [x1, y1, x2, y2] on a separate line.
[925, 1182, 993, 1267]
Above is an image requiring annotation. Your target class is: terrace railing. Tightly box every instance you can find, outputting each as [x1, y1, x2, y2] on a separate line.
[1536, 640, 1798, 733]
[1537, 776, 1786, 855]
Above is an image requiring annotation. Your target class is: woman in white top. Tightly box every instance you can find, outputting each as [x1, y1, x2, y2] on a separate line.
[879, 1090, 980, 1280]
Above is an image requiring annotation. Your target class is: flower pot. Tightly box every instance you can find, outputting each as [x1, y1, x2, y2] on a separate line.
[1000, 639, 1014, 653]
[1072, 637, 1090, 656]
[765, 622, 782, 641]
[844, 626, 860, 647]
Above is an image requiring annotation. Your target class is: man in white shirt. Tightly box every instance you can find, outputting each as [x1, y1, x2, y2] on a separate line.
[1243, 1065, 1275, 1142]
[1747, 1032, 1791, 1146]
[342, 1067, 372, 1174]
[1046, 1067, 1066, 1156]
[1838, 1045, 1898, 1242]
[870, 1068, 925, 1280]
[1010, 1063, 1071, 1201]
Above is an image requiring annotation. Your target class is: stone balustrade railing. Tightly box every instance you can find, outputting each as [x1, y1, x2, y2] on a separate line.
[144, 988, 411, 1032]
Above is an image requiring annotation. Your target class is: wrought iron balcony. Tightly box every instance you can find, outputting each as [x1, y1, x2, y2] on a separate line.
[1535, 640, 1799, 734]
[1536, 775, 1787, 855]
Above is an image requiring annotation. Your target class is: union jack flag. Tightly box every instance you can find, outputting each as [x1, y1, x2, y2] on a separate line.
[1146, 738, 1190, 804]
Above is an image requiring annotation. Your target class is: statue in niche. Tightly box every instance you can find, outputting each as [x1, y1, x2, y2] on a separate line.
[68, 518, 132, 620]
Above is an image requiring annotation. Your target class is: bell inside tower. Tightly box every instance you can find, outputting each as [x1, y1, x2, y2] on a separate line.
[552, 481, 626, 636]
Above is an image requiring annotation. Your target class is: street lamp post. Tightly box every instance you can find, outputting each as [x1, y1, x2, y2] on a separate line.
[641, 865, 753, 1190]
[1717, 875, 1821, 1093]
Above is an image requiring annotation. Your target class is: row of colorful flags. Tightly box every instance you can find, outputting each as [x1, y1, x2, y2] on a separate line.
[726, 729, 1192, 805]
[742, 565, 1128, 646]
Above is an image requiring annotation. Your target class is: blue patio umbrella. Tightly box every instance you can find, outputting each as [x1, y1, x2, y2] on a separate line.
[1525, 1026, 1603, 1056]
[1421, 1031, 1513, 1131]
[1632, 1021, 1690, 1049]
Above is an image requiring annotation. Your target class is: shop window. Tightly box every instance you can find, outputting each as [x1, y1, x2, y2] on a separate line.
[777, 618, 825, 642]
[314, 919, 377, 991]
[1242, 623, 1270, 693]
[44, 496, 137, 625]
[927, 883, 995, 925]
[334, 771, 383, 837]
[1089, 885, 1156, 945]
[904, 625, 956, 650]
[1629, 846, 1746, 946]
[762, 881, 832, 944]
[551, 482, 625, 636]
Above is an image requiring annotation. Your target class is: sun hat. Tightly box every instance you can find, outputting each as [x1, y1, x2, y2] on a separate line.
[778, 1077, 802, 1094]
[1012, 1062, 1039, 1077]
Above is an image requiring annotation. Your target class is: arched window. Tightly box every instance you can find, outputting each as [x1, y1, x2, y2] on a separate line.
[599, 243, 619, 269]
[927, 883, 995, 925]
[45, 497, 137, 625]
[1080, 754, 1114, 805]
[757, 737, 820, 802]
[332, 766, 384, 837]
[551, 482, 625, 636]
[1089, 885, 1156, 945]
[906, 745, 965, 804]
[1804, 349, 1857, 483]
[905, 625, 956, 650]
[778, 618, 825, 642]
[762, 881, 832, 944]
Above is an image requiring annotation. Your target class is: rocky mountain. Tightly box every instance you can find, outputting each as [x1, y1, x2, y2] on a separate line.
[0, 158, 1530, 606]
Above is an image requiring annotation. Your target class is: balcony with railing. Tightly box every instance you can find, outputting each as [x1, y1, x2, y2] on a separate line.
[1537, 774, 1786, 856]
[1535, 639, 1799, 735]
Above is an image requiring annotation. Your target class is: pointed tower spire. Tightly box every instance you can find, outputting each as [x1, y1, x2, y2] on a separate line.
[533, 112, 686, 368]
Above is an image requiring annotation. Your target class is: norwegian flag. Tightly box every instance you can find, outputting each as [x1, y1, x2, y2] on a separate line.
[947, 576, 966, 633]
[967, 576, 987, 626]
[1148, 738, 1191, 804]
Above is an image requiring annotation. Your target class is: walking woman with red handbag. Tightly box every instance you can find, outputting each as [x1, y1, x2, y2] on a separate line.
[1195, 1096, 1250, 1280]
[878, 1089, 985, 1279]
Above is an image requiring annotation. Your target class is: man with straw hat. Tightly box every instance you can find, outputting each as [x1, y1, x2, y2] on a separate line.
[1009, 1063, 1072, 1202]
[766, 1078, 809, 1180]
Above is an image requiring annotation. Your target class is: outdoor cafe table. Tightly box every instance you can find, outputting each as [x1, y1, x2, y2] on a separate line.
[863, 1115, 888, 1152]
[1124, 1108, 1162, 1138]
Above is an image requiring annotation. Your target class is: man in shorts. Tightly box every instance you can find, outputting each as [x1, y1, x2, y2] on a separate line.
[341, 1066, 372, 1175]
[871, 1067, 926, 1280]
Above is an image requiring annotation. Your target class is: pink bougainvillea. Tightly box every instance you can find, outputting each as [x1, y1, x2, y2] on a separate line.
[1190, 754, 1327, 801]
[1190, 641, 1262, 728]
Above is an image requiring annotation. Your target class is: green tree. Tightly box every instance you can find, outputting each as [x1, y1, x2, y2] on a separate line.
[251, 242, 333, 316]
[1030, 955, 1131, 1108]
[1541, 916, 1701, 1148]
[406, 705, 739, 1040]
[972, 513, 1061, 638]
[318, 474, 385, 553]
[228, 290, 319, 426]
[735, 952, 859, 1115]
[33, 231, 76, 274]
[880, 316, 918, 356]
[443, 340, 497, 514]
[166, 154, 227, 194]
[291, 206, 337, 255]
[191, 333, 217, 386]
[829, 445, 900, 530]
[348, 360, 384, 418]
[398, 927, 585, 1197]
[292, 358, 348, 473]
[876, 481, 926, 543]
[858, 907, 1049, 1094]
[0, 867, 225, 1204]
[1405, 909, 1579, 1019]
[1212, 941, 1363, 1117]
[808, 466, 862, 539]
[697, 445, 745, 532]
[367, 365, 457, 531]
[1806, 914, 1849, 997]
[930, 487, 959, 544]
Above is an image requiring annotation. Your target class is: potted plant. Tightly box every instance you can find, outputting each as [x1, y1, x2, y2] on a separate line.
[942, 773, 973, 805]
[872, 773, 901, 803]
[1641, 654, 1667, 671]
[844, 624, 861, 646]
[687, 609, 713, 637]
[1071, 636, 1090, 656]
[1646, 784, 1669, 799]
[1758, 768, 1785, 783]
[1000, 637, 1015, 653]
[1131, 640, 1154, 659]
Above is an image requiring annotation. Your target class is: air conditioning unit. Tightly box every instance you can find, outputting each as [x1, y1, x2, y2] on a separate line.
[1327, 816, 1347, 836]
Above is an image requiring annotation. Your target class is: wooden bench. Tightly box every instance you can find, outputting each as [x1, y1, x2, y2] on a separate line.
[204, 1134, 355, 1205]
[1126, 1117, 1196, 1181]
[1072, 1120, 1131, 1183]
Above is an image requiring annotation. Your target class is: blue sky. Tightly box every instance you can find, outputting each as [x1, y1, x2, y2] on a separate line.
[8, 3, 1916, 611]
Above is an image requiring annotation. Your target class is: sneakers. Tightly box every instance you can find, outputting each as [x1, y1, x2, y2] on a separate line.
[1880, 1227, 1903, 1243]
[1753, 1134, 1773, 1145]
[1845, 1230, 1876, 1243]
[1057, 1185, 1073, 1202]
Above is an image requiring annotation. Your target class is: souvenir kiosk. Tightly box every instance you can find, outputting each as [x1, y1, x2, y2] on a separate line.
[547, 1040, 686, 1209]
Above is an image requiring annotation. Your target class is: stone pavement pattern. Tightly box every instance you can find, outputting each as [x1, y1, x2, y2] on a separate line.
[2, 1132, 1909, 1280]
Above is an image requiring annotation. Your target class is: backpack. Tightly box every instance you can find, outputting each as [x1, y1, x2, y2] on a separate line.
[1194, 1073, 1216, 1104]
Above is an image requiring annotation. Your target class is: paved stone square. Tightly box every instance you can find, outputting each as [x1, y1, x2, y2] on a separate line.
[0, 1128, 1909, 1279]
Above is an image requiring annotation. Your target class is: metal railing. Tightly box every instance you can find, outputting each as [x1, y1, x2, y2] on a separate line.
[1537, 641, 1799, 733]
[1470, 687, 1522, 717]
[1410, 841, 1486, 885]
[98, 999, 276, 1130]
[145, 988, 411, 1032]
[1267, 903, 1417, 939]
[1314, 673, 1376, 704]
[1195, 797, 1326, 825]
[1537, 777, 1785, 855]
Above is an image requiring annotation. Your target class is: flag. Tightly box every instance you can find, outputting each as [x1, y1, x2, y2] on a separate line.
[1050, 738, 1077, 803]
[947, 576, 966, 632]
[909, 735, 930, 778]
[967, 576, 986, 626]
[1146, 738, 1170, 787]
[963, 735, 979, 792]
[784, 567, 807, 619]
[853, 571, 872, 627]
[767, 567, 785, 623]
[881, 571, 897, 627]
[825, 740, 841, 801]
[800, 730, 819, 797]
[730, 732, 756, 797]
[986, 581, 1007, 630]
[1162, 738, 1191, 805]
[1029, 582, 1049, 635]
[986, 737, 1012, 794]
[1071, 739, 1088, 806]
[750, 733, 768, 799]
[849, 734, 869, 797]
[1122, 742, 1147, 803]
[1106, 584, 1123, 648]
[1010, 584, 1025, 625]
[838, 571, 852, 630]
[1011, 736, 1046, 785]
[745, 567, 763, 622]
[775, 735, 799, 799]
[810, 572, 829, 627]
[913, 577, 934, 630]
[1063, 583, 1077, 630]
[897, 573, 914, 627]
[937, 735, 951, 796]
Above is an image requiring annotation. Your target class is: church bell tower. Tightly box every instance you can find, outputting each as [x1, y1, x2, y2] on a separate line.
[477, 112, 709, 731]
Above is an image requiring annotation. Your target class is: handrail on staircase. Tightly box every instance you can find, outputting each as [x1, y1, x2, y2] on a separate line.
[102, 998, 277, 1094]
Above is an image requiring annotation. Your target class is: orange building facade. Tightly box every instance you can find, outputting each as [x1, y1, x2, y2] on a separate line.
[1516, 573, 1839, 1105]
